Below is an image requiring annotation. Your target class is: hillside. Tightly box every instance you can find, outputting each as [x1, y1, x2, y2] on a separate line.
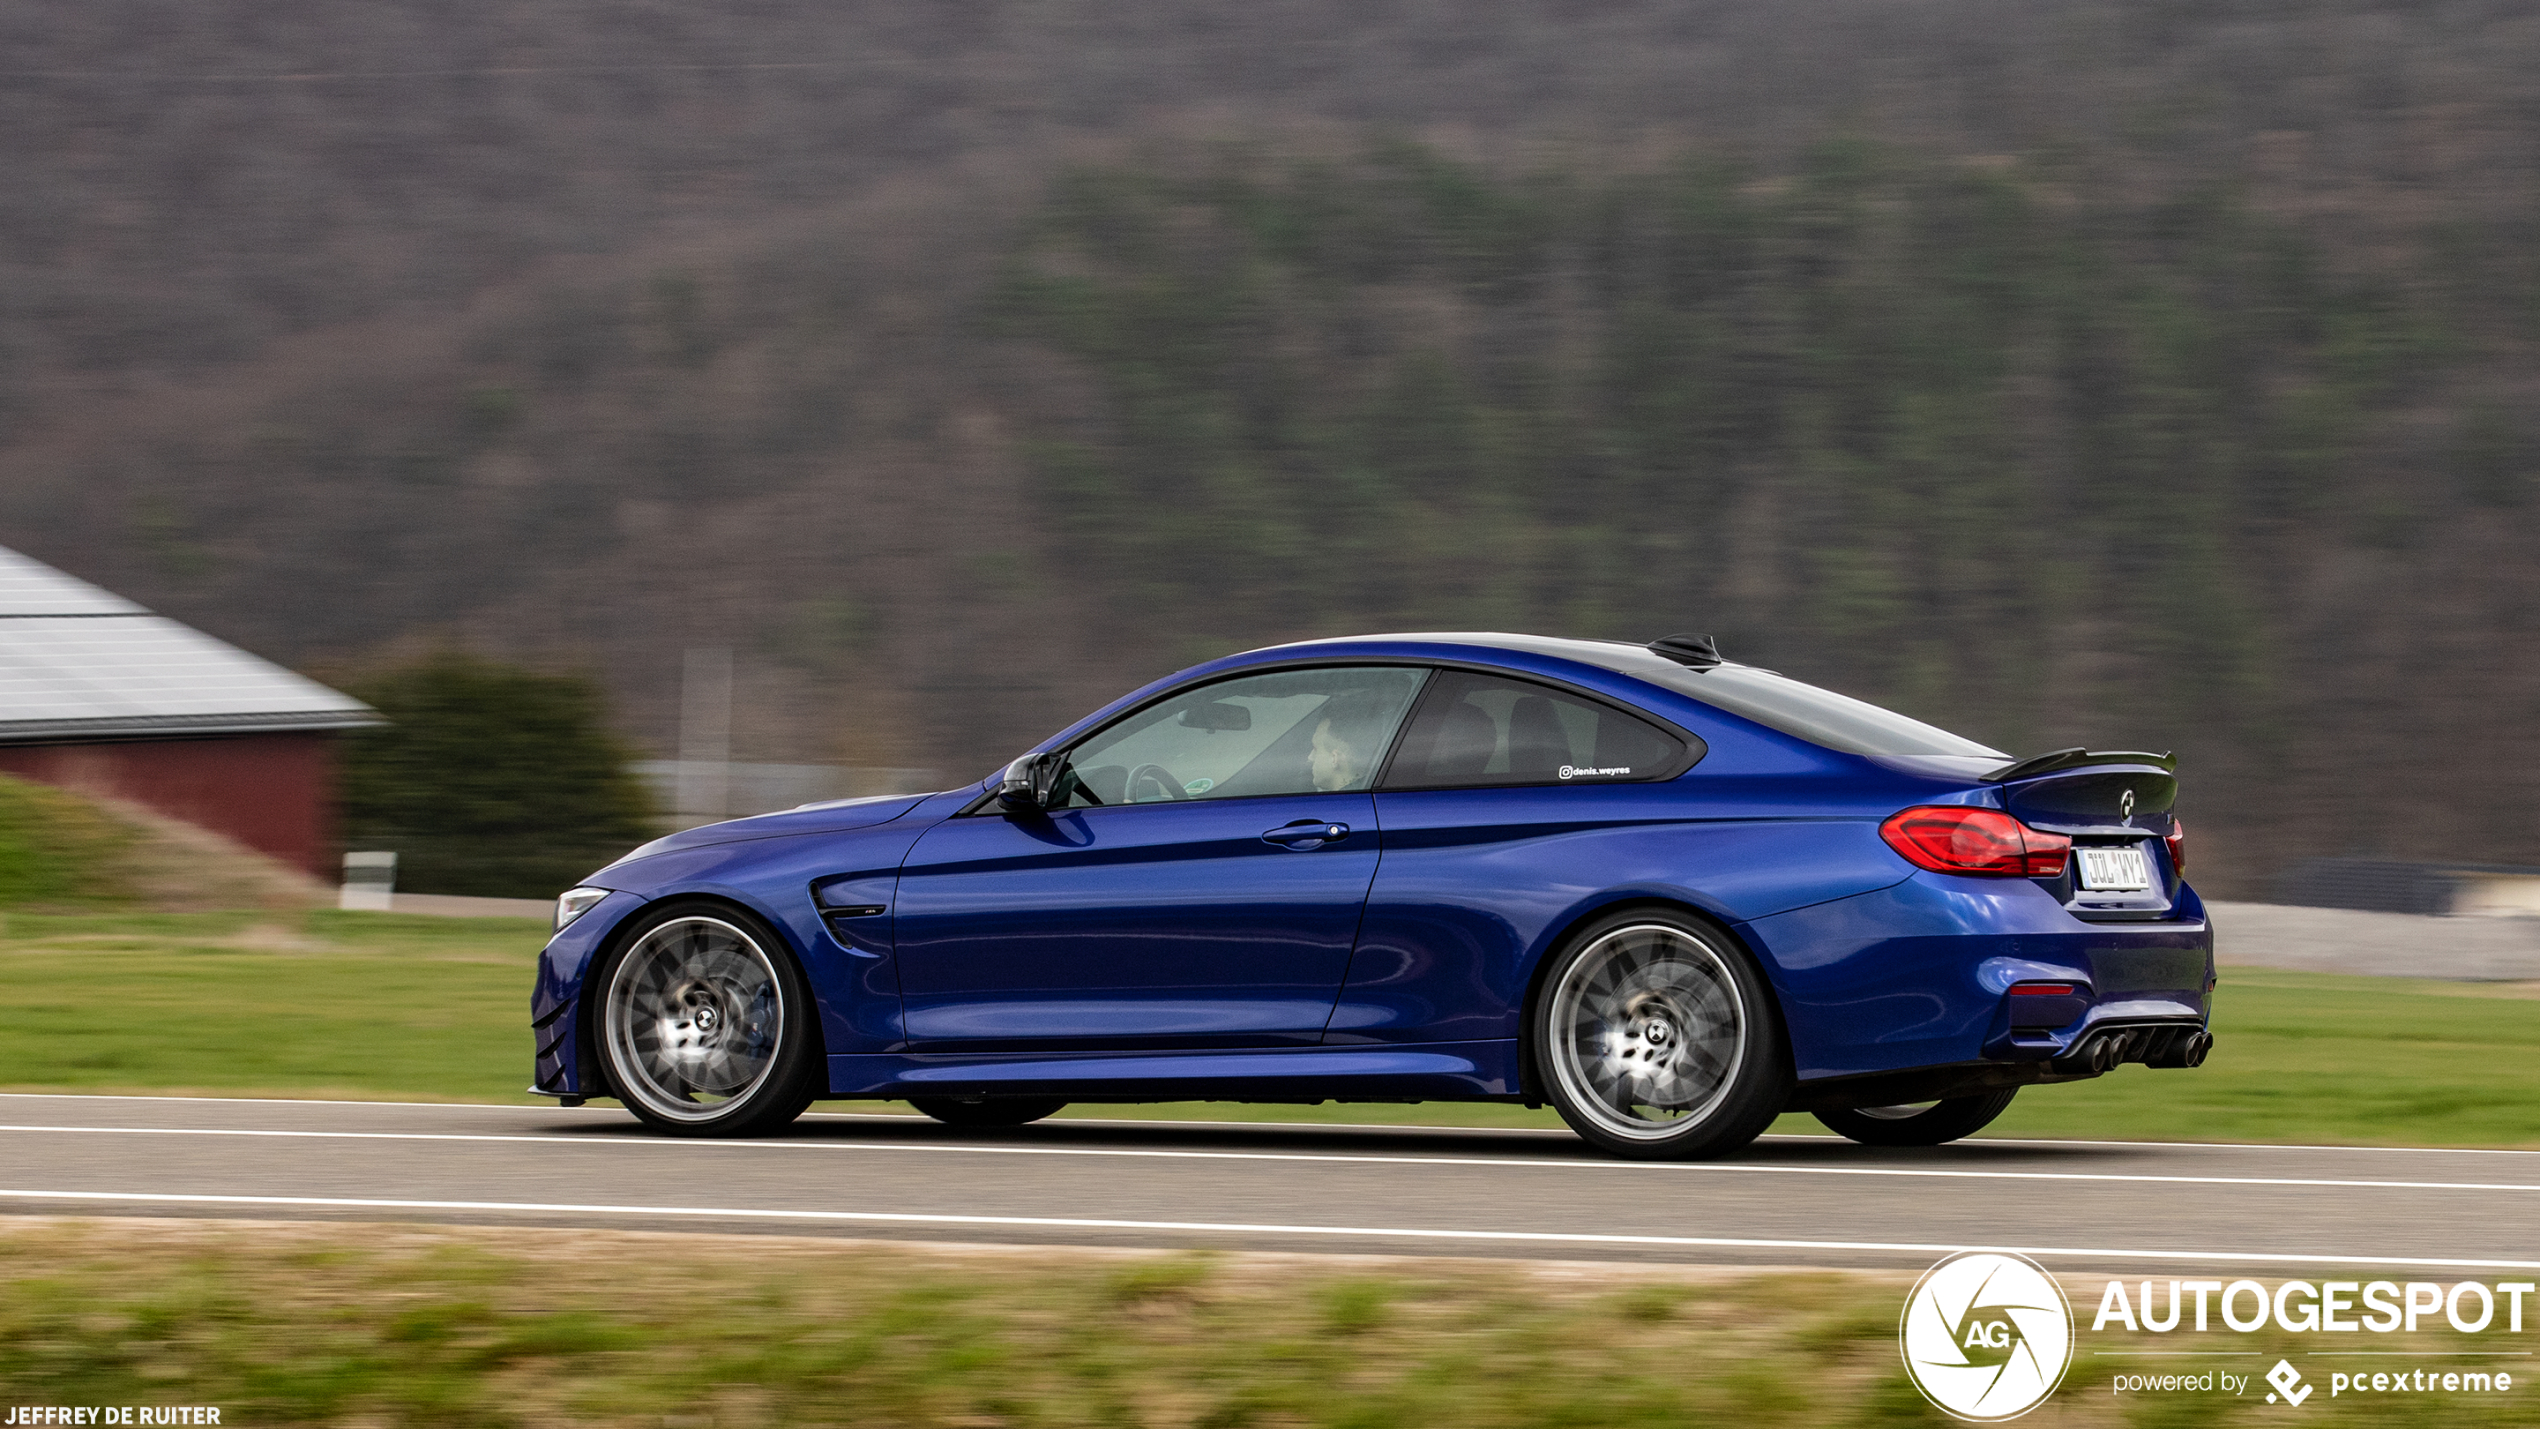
[9, 1, 2535, 416]
[4, 2, 2538, 895]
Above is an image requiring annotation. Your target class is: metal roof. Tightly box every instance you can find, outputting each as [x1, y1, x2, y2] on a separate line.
[0, 545, 146, 615]
[0, 545, 380, 743]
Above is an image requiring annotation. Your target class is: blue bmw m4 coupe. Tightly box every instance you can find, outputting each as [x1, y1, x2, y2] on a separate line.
[532, 633, 2212, 1159]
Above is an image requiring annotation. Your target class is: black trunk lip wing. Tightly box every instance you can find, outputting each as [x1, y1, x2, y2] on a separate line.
[1982, 747, 2176, 783]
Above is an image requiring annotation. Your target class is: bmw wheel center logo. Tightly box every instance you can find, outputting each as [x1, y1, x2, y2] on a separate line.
[1902, 1251, 2077, 1421]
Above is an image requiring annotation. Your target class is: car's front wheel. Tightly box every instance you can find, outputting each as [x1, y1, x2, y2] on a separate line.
[1815, 1090, 2016, 1147]
[1533, 910, 1789, 1160]
[594, 903, 822, 1137]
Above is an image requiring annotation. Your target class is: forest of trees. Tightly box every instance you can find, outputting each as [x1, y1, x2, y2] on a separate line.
[992, 143, 2539, 892]
[2, 2, 2537, 895]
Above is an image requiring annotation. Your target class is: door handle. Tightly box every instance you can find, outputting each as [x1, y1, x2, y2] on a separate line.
[1262, 819, 1351, 848]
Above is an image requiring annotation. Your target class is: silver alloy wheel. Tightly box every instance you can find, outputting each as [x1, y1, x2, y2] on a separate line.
[602, 915, 787, 1123]
[1545, 922, 1748, 1140]
[1856, 1102, 1941, 1121]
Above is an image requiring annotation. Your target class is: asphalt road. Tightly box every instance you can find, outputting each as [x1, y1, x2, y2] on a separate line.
[3, 1094, 2535, 1275]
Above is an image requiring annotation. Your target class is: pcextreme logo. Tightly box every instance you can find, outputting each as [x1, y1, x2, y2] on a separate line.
[1900, 1251, 2076, 1422]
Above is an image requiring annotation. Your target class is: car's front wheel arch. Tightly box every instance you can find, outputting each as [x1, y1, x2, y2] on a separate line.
[582, 894, 828, 1136]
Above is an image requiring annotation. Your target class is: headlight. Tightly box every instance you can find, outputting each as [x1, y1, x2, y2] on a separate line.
[554, 886, 610, 933]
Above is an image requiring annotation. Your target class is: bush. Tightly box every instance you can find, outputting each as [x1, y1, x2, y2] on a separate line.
[339, 653, 656, 898]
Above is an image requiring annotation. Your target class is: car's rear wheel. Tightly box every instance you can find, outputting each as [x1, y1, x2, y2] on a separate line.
[908, 1097, 1068, 1128]
[1533, 910, 1789, 1160]
[1815, 1089, 2016, 1147]
[595, 903, 821, 1137]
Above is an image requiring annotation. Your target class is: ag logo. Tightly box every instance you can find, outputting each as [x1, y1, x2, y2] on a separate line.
[1901, 1251, 2075, 1421]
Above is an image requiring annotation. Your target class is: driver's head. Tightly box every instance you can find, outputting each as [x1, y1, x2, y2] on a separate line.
[1309, 690, 1383, 792]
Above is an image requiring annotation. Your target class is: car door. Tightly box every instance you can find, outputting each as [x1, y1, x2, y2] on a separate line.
[1334, 668, 1704, 1044]
[890, 665, 1427, 1049]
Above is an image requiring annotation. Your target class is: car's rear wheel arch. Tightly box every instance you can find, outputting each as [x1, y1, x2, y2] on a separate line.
[1516, 896, 1791, 1105]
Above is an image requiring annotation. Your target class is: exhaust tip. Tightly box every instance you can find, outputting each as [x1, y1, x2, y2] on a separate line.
[2140, 1028, 2213, 1069]
[2049, 1031, 2115, 1077]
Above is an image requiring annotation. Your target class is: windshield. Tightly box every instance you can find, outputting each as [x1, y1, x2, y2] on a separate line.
[1629, 663, 2006, 760]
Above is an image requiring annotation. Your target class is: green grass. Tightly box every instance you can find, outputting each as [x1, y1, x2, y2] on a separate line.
[0, 774, 137, 908]
[0, 909, 553, 1104]
[3, 910, 2534, 1147]
[0, 1224, 1924, 1428]
[1974, 967, 2540, 1148]
[8, 1219, 2521, 1428]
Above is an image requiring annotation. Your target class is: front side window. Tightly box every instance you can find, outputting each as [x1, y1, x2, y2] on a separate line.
[1381, 670, 1696, 789]
[1057, 666, 1427, 806]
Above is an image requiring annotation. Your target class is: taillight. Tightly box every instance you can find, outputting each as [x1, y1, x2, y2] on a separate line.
[2166, 816, 2186, 875]
[1879, 806, 2072, 879]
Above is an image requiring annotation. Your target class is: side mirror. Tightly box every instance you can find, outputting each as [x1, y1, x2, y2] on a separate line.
[996, 751, 1066, 812]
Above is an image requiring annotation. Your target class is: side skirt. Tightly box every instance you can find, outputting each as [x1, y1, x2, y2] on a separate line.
[827, 1041, 1521, 1102]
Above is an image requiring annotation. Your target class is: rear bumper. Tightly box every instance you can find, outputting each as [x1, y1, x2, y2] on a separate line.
[1783, 1024, 2213, 1113]
[1739, 871, 2213, 1088]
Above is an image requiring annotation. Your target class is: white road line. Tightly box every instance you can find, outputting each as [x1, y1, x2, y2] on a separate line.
[4, 1187, 2538, 1271]
[0, 1092, 564, 1111]
[4, 1123, 2537, 1195]
[4, 1093, 2536, 1159]
[1938, 1134, 2540, 1158]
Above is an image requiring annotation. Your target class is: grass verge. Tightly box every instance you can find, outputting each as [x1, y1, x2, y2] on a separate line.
[2, 910, 2534, 1147]
[9, 1219, 2523, 1428]
[0, 909, 553, 1104]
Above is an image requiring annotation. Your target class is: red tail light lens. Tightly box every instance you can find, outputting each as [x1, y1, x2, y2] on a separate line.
[2166, 816, 2186, 875]
[1880, 806, 2071, 878]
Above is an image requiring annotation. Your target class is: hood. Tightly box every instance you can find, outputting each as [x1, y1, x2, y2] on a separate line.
[600, 791, 932, 866]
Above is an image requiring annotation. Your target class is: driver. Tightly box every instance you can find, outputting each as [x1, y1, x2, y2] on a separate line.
[1307, 689, 1385, 792]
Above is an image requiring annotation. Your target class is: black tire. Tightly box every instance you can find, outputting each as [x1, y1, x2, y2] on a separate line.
[1815, 1089, 2017, 1147]
[591, 901, 823, 1137]
[1530, 908, 1790, 1160]
[908, 1097, 1068, 1128]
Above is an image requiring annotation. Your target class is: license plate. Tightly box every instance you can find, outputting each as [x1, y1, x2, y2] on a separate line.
[2078, 846, 2152, 892]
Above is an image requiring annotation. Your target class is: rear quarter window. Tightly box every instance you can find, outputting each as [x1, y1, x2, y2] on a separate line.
[1381, 670, 1699, 789]
[1633, 665, 2005, 760]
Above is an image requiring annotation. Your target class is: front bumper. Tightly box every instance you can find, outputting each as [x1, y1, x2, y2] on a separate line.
[528, 889, 648, 1099]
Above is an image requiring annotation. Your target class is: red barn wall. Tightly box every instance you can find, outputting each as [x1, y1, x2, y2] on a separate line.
[0, 732, 337, 878]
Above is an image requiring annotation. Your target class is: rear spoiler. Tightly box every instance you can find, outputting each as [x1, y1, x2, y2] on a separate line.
[1982, 747, 2175, 783]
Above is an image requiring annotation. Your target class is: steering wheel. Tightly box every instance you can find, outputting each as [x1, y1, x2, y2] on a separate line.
[1123, 763, 1188, 803]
